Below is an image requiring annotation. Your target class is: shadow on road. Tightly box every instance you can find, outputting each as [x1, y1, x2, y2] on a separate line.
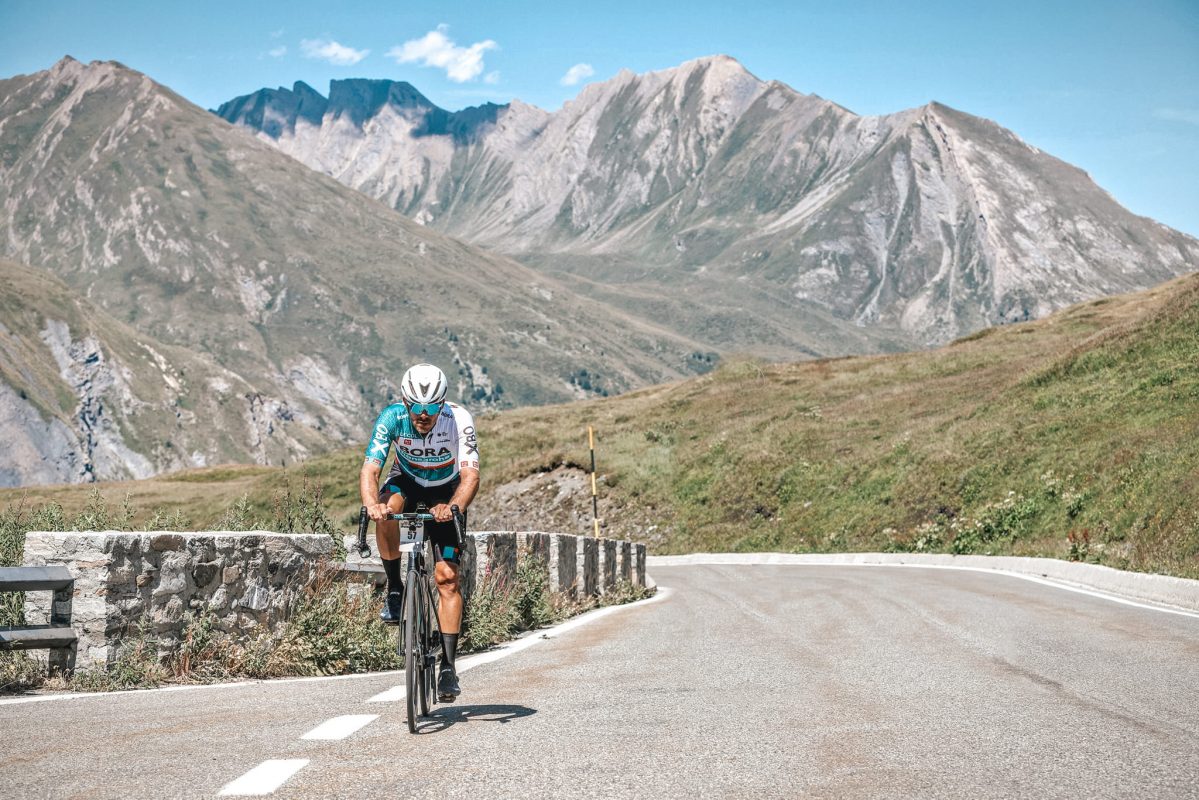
[415, 704, 536, 734]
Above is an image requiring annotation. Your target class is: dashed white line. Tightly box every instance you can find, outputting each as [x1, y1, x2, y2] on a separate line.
[366, 685, 406, 703]
[218, 759, 309, 796]
[300, 713, 379, 740]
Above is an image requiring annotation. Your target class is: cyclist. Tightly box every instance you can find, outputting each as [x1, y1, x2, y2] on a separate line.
[359, 363, 479, 702]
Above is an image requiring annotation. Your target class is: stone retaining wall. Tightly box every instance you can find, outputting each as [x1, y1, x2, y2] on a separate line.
[344, 531, 646, 601]
[21, 529, 645, 673]
[22, 531, 333, 670]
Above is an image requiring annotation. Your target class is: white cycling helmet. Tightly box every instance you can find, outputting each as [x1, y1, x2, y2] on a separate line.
[400, 363, 448, 405]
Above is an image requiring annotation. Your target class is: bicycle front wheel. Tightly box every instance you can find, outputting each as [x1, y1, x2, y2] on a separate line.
[404, 570, 422, 734]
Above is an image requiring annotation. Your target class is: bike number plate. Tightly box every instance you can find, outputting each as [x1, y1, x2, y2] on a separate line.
[398, 524, 425, 552]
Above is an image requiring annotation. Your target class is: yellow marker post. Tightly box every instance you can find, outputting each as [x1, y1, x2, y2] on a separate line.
[588, 426, 599, 536]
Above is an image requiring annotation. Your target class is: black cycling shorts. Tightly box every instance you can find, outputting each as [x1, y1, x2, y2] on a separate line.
[378, 472, 465, 565]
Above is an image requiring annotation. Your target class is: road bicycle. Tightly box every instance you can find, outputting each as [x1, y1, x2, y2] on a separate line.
[356, 503, 465, 733]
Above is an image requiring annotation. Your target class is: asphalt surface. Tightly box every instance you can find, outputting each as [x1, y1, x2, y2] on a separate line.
[2, 564, 1198, 799]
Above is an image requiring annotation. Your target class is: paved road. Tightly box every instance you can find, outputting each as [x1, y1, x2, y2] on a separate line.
[2, 564, 1198, 799]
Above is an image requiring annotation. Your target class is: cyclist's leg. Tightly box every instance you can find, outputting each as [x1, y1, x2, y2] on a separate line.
[374, 486, 407, 559]
[376, 485, 408, 622]
[433, 560, 462, 634]
[428, 506, 464, 634]
[430, 521, 464, 699]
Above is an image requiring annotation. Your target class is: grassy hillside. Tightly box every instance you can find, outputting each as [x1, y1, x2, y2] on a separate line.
[3, 273, 1197, 578]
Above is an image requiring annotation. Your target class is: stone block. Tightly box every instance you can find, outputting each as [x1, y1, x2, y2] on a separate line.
[598, 538, 618, 592]
[632, 543, 647, 587]
[577, 537, 598, 597]
[548, 534, 578, 597]
[151, 571, 187, 598]
[618, 540, 632, 583]
[149, 534, 185, 552]
[474, 532, 517, 587]
[192, 561, 220, 589]
[517, 532, 551, 563]
[238, 583, 271, 612]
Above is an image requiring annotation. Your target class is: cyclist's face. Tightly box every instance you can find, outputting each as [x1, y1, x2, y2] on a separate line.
[411, 407, 438, 435]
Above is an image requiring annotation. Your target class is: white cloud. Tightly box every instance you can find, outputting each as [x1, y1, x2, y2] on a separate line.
[559, 63, 595, 87]
[269, 29, 285, 39]
[300, 38, 369, 66]
[268, 45, 287, 58]
[387, 25, 497, 83]
[484, 71, 500, 85]
[1153, 108, 1199, 127]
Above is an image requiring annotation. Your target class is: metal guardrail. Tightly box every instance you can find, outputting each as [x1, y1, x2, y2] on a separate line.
[0, 566, 78, 675]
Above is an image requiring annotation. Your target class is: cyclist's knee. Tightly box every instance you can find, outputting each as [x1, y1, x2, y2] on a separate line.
[434, 562, 459, 592]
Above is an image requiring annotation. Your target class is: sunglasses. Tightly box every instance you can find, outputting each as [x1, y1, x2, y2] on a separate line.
[407, 401, 443, 417]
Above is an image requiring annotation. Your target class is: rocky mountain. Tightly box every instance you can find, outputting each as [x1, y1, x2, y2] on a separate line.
[0, 57, 715, 485]
[219, 55, 1199, 346]
[0, 258, 339, 486]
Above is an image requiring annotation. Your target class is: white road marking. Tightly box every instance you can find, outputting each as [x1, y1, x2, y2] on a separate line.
[217, 759, 308, 796]
[366, 685, 407, 703]
[299, 714, 379, 740]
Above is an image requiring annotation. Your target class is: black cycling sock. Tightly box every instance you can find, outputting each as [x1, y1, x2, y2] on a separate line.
[441, 632, 458, 671]
[382, 557, 403, 596]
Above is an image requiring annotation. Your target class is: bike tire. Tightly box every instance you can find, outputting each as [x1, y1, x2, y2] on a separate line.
[417, 576, 431, 717]
[404, 569, 421, 734]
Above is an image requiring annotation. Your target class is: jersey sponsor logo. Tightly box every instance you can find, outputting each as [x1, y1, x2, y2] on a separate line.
[462, 425, 478, 457]
[402, 446, 453, 458]
[368, 424, 390, 460]
[402, 439, 413, 445]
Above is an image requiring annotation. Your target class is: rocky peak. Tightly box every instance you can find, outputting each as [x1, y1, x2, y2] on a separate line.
[326, 78, 437, 125]
[214, 82, 328, 138]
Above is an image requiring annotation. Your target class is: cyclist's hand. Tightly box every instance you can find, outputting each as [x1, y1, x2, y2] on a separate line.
[430, 503, 453, 523]
[366, 503, 391, 522]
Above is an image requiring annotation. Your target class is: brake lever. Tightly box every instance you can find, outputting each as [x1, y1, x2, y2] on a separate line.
[450, 504, 465, 548]
[356, 505, 372, 558]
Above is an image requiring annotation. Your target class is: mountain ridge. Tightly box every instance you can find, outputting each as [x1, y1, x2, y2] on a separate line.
[217, 54, 1198, 347]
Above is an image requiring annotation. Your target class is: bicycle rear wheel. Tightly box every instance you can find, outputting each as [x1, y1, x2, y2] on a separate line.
[404, 569, 422, 734]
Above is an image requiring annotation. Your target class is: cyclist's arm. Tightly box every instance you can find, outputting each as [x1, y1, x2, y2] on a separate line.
[448, 466, 479, 512]
[452, 405, 479, 510]
[361, 408, 397, 521]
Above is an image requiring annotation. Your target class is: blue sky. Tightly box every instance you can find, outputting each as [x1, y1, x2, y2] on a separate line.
[2, 0, 1197, 236]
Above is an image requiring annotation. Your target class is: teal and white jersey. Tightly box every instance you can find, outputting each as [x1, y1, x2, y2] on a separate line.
[364, 401, 479, 487]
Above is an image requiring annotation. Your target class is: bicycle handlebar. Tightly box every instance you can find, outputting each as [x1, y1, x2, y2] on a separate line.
[355, 504, 466, 558]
